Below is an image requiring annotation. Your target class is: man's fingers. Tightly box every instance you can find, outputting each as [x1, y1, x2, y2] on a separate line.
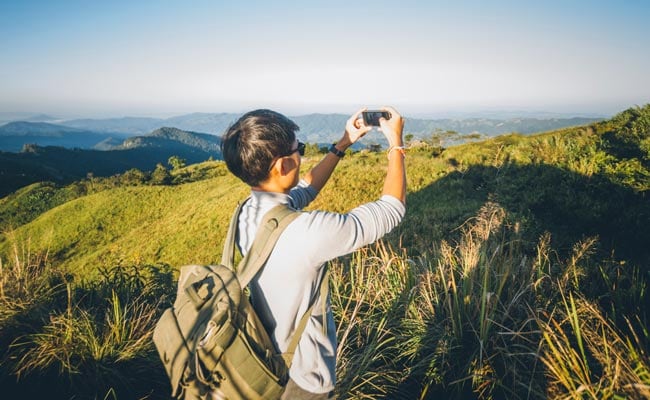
[381, 105, 399, 117]
[350, 107, 368, 123]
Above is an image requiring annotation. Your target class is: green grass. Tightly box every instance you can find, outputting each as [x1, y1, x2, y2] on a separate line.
[3, 202, 648, 399]
[1, 175, 249, 278]
[3, 105, 648, 276]
[1, 105, 649, 398]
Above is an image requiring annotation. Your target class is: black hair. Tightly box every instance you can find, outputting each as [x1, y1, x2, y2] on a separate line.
[221, 109, 299, 186]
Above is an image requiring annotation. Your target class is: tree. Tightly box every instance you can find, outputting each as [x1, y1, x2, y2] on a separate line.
[151, 163, 171, 185]
[168, 155, 186, 170]
[429, 129, 459, 147]
[121, 168, 147, 186]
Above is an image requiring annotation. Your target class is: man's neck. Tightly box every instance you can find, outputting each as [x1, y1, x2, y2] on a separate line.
[251, 182, 290, 194]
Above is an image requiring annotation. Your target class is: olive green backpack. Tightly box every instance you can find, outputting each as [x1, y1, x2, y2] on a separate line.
[153, 202, 328, 399]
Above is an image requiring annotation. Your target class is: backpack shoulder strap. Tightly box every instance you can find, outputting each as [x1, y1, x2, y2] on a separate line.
[221, 199, 248, 269]
[222, 201, 300, 288]
[221, 199, 330, 368]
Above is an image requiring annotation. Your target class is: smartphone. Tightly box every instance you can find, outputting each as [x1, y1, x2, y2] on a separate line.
[362, 110, 391, 127]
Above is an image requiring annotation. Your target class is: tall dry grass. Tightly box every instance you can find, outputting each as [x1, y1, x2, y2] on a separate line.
[540, 290, 650, 399]
[330, 201, 649, 399]
[0, 238, 66, 329]
[332, 242, 419, 398]
[2, 201, 648, 399]
[0, 240, 174, 398]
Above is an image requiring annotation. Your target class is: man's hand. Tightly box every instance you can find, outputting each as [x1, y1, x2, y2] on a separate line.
[305, 108, 374, 191]
[339, 108, 373, 149]
[380, 106, 406, 204]
[378, 106, 405, 148]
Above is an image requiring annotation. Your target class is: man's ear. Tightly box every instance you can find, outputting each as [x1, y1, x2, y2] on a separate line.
[279, 157, 297, 176]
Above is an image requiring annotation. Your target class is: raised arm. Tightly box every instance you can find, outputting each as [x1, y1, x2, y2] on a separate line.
[299, 106, 407, 263]
[379, 106, 406, 204]
[302, 108, 372, 192]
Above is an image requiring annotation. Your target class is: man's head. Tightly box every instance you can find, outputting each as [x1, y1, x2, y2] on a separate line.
[221, 109, 299, 187]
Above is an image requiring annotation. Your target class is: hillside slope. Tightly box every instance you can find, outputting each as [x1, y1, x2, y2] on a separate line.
[0, 177, 248, 276]
[0, 106, 648, 400]
[1, 106, 648, 277]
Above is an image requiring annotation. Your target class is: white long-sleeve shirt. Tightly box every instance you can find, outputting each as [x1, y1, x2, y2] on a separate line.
[236, 180, 405, 394]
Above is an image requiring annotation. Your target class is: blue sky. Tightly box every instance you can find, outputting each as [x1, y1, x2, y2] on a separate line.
[1, 0, 648, 117]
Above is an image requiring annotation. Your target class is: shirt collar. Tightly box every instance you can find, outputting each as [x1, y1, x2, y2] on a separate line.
[249, 189, 291, 208]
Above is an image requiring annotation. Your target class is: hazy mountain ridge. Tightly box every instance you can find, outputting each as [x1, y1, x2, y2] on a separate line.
[163, 113, 242, 134]
[0, 126, 221, 197]
[0, 121, 107, 137]
[60, 112, 601, 141]
[0, 113, 603, 152]
[61, 113, 240, 136]
[0, 112, 58, 125]
[0, 121, 129, 152]
[117, 127, 221, 153]
[60, 116, 166, 135]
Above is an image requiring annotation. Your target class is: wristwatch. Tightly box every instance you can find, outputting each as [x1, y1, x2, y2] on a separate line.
[329, 144, 345, 158]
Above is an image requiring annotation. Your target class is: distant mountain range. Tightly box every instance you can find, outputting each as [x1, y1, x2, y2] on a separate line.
[0, 121, 221, 153]
[115, 127, 221, 153]
[62, 113, 602, 141]
[61, 113, 240, 136]
[0, 121, 130, 152]
[0, 126, 221, 197]
[0, 112, 603, 153]
[0, 112, 58, 124]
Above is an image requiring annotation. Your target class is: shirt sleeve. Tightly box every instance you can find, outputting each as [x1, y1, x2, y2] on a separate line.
[300, 195, 406, 266]
[288, 179, 318, 210]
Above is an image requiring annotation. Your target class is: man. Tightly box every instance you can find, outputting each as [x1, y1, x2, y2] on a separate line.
[220, 107, 406, 399]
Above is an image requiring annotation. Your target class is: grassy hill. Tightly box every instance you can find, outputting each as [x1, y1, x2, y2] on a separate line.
[3, 106, 646, 275]
[1, 175, 248, 276]
[0, 105, 648, 399]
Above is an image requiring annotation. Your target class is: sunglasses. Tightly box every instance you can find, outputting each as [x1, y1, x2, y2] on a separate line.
[269, 141, 305, 172]
[280, 141, 305, 157]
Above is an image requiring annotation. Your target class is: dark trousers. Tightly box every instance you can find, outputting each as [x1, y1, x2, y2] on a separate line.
[280, 379, 336, 400]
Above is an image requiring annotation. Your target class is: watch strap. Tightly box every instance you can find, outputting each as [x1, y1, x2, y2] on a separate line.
[329, 144, 345, 158]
